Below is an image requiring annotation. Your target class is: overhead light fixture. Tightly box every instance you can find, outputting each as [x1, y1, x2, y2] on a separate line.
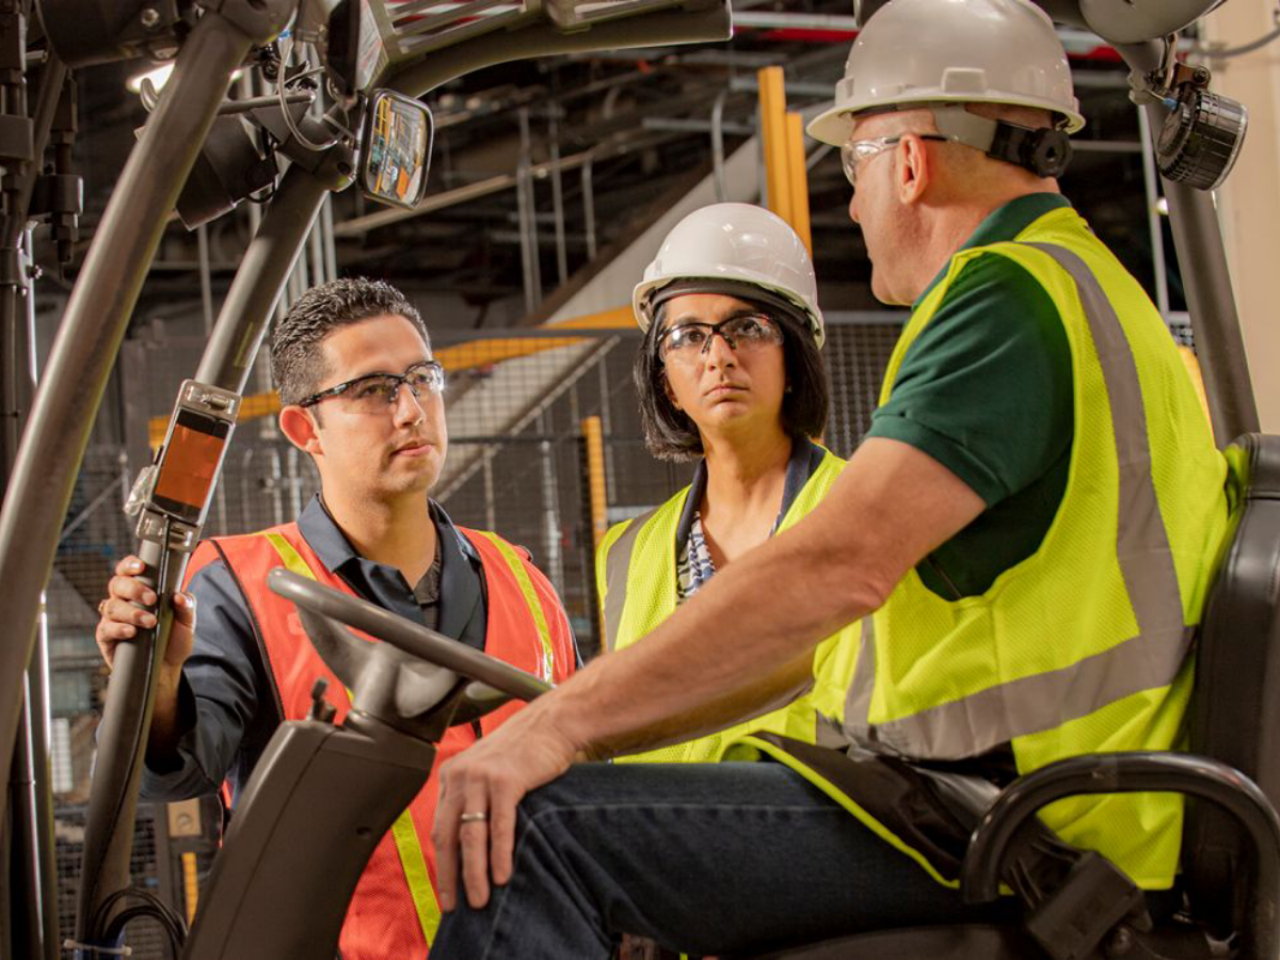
[126, 62, 174, 94]
[126, 62, 244, 94]
[1156, 86, 1247, 192]
[1132, 44, 1248, 193]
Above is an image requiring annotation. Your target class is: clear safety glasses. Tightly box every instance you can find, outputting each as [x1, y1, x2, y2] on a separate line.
[840, 133, 951, 189]
[299, 360, 446, 414]
[656, 313, 784, 364]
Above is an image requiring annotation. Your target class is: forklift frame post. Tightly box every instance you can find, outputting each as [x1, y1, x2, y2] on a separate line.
[74, 163, 328, 943]
[385, 5, 733, 98]
[3, 50, 73, 960]
[1117, 38, 1260, 445]
[195, 166, 331, 391]
[0, 3, 267, 851]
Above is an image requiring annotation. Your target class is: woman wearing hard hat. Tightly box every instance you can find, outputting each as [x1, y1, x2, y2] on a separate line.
[596, 202, 858, 766]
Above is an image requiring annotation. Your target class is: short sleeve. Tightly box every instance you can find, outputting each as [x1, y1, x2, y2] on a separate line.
[867, 252, 1074, 508]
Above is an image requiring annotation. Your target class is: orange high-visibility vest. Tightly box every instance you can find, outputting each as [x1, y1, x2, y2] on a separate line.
[186, 521, 576, 958]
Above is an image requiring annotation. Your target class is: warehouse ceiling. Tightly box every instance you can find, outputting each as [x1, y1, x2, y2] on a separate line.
[45, 0, 1177, 338]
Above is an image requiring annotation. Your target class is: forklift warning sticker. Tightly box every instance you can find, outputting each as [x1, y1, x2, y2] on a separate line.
[357, 0, 390, 90]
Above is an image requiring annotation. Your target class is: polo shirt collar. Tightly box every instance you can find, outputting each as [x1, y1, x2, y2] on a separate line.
[296, 495, 486, 648]
[297, 495, 359, 572]
[430, 500, 485, 643]
[298, 493, 480, 571]
[914, 192, 1072, 309]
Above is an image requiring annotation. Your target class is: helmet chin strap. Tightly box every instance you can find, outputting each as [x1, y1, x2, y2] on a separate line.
[929, 105, 1073, 178]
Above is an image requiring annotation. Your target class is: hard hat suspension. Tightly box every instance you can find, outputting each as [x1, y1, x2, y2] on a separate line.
[929, 105, 1074, 179]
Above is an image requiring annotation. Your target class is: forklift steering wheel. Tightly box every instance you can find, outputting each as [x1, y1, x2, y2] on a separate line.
[267, 567, 551, 722]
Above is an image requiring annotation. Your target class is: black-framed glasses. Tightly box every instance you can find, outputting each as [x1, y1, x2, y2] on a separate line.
[656, 313, 784, 363]
[840, 133, 951, 189]
[298, 360, 446, 414]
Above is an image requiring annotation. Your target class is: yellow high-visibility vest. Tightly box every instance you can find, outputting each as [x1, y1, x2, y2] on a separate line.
[597, 444, 859, 763]
[802, 205, 1229, 889]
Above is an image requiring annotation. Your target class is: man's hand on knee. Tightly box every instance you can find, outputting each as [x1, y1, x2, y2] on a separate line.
[432, 705, 582, 911]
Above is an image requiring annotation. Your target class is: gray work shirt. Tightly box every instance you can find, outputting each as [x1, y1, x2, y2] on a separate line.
[140, 495, 488, 804]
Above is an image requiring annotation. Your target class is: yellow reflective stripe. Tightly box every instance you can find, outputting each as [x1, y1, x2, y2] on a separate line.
[257, 530, 442, 947]
[472, 531, 556, 682]
[263, 532, 314, 580]
[391, 810, 443, 946]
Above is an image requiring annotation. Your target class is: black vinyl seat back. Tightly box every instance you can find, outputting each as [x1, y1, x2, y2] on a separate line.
[1182, 433, 1280, 933]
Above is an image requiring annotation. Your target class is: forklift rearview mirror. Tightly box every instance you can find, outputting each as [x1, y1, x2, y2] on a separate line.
[359, 90, 433, 211]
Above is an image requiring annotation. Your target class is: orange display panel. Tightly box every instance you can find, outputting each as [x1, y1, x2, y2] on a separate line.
[152, 412, 229, 521]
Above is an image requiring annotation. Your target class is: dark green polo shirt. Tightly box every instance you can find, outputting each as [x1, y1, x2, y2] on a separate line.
[866, 193, 1075, 598]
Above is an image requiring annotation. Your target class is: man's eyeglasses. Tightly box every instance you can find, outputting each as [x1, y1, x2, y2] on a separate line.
[298, 361, 446, 414]
[656, 313, 784, 363]
[840, 133, 951, 189]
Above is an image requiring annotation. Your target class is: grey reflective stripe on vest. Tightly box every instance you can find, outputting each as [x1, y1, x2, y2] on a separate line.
[841, 618, 876, 741]
[602, 508, 659, 653]
[843, 242, 1191, 760]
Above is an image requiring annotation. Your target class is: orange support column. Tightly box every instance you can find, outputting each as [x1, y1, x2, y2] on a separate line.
[785, 112, 812, 256]
[757, 66, 792, 224]
[581, 416, 609, 550]
[581, 415, 610, 654]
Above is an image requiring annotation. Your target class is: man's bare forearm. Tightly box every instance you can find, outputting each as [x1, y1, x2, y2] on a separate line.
[597, 651, 818, 760]
[535, 438, 987, 758]
[557, 521, 879, 757]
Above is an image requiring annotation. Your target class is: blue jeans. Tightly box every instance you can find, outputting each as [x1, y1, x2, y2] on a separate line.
[432, 762, 1015, 958]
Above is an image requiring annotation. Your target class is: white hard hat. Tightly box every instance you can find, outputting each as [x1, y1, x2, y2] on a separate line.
[807, 0, 1085, 148]
[633, 202, 825, 348]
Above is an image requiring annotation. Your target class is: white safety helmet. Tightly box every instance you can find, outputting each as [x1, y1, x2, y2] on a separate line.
[633, 203, 825, 349]
[807, 0, 1085, 149]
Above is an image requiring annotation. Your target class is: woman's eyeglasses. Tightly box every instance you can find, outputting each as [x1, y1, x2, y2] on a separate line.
[656, 314, 783, 363]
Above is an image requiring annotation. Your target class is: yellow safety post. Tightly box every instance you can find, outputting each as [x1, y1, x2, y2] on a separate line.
[784, 112, 813, 256]
[757, 66, 792, 224]
[582, 415, 610, 653]
[182, 851, 199, 923]
[581, 416, 609, 551]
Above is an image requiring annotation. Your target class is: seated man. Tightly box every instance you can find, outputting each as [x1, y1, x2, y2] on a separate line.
[96, 277, 579, 958]
[427, 1, 1232, 956]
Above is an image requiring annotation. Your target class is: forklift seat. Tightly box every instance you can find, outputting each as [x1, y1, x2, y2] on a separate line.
[747, 433, 1280, 960]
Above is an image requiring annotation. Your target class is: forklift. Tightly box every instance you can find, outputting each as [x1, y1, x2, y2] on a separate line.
[0, 1, 1276, 957]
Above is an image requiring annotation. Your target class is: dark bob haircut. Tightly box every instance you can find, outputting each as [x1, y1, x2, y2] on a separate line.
[269, 277, 429, 406]
[633, 281, 830, 462]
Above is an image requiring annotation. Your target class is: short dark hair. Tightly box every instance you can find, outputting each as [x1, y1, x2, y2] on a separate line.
[269, 278, 430, 406]
[633, 299, 830, 462]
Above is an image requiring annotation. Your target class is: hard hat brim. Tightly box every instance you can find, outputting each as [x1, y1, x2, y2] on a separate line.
[806, 96, 1086, 148]
[633, 275, 826, 350]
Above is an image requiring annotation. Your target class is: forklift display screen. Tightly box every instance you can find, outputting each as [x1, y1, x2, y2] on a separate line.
[152, 409, 231, 523]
